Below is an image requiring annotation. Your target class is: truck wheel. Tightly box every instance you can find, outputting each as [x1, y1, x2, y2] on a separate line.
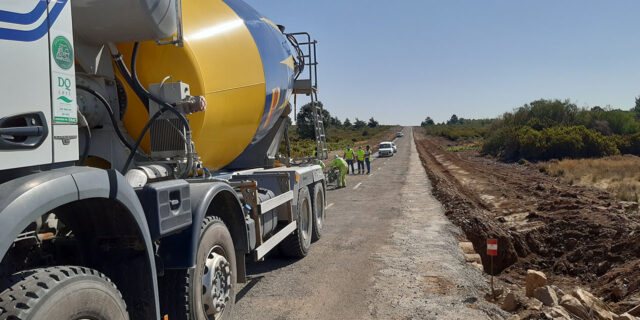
[311, 182, 325, 242]
[280, 187, 313, 258]
[0, 266, 128, 320]
[161, 216, 236, 320]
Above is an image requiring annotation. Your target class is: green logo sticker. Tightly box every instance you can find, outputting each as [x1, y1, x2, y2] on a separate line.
[52, 36, 73, 70]
[57, 96, 72, 103]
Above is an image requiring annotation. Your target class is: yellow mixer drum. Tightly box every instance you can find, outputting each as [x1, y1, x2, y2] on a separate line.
[119, 0, 295, 171]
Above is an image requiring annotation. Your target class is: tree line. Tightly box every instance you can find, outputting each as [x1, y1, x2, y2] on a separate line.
[295, 102, 380, 139]
[420, 98, 640, 162]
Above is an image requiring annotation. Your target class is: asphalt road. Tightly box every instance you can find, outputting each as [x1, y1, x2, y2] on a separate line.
[234, 128, 506, 319]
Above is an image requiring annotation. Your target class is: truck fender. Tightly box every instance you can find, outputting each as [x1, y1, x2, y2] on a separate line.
[0, 167, 160, 320]
[159, 181, 252, 269]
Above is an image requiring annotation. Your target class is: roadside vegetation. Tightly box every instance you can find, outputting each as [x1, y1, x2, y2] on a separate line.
[421, 98, 640, 202]
[539, 156, 640, 203]
[286, 102, 396, 158]
[422, 98, 640, 161]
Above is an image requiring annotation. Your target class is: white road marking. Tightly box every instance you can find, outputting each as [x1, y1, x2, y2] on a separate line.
[353, 182, 362, 190]
[326, 203, 334, 209]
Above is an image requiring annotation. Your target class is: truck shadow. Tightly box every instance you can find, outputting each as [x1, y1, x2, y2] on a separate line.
[236, 255, 299, 302]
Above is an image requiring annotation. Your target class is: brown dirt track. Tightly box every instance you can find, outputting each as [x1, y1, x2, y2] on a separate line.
[414, 130, 640, 314]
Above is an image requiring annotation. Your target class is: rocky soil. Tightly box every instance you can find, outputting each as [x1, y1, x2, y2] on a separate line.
[414, 132, 640, 317]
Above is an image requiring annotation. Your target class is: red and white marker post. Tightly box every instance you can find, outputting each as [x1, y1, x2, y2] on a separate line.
[487, 239, 498, 300]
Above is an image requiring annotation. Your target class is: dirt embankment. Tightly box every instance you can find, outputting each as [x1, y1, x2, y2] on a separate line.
[414, 131, 640, 314]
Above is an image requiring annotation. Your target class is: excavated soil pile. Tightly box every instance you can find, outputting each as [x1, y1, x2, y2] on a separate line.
[414, 133, 640, 313]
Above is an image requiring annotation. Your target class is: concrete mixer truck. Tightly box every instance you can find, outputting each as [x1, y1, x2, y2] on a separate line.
[0, 0, 328, 319]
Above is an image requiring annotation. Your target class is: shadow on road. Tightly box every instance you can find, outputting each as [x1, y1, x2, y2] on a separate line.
[236, 275, 264, 302]
[236, 255, 300, 302]
[245, 255, 299, 276]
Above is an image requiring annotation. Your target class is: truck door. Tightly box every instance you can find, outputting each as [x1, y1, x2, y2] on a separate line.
[0, 0, 78, 169]
[0, 0, 55, 170]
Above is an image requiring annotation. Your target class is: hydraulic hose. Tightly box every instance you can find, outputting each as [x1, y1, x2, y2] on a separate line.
[121, 109, 162, 174]
[76, 85, 134, 151]
[130, 42, 191, 131]
[108, 42, 194, 178]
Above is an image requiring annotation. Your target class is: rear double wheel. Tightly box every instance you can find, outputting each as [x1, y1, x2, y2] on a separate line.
[161, 216, 236, 320]
[280, 187, 313, 257]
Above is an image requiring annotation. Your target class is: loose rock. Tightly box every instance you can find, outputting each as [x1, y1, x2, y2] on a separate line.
[560, 295, 589, 319]
[628, 305, 640, 317]
[614, 313, 637, 320]
[534, 286, 559, 307]
[544, 306, 572, 319]
[525, 297, 543, 311]
[502, 292, 520, 312]
[459, 241, 475, 254]
[572, 287, 615, 320]
[526, 270, 547, 297]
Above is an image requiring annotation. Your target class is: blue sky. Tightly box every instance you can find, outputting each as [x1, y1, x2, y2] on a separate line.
[243, 0, 640, 125]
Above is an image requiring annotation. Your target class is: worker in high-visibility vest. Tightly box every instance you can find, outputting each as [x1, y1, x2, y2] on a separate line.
[356, 147, 365, 174]
[364, 145, 372, 174]
[330, 154, 347, 188]
[343, 146, 355, 174]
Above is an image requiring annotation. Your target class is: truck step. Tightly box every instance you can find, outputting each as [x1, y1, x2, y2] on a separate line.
[253, 221, 297, 260]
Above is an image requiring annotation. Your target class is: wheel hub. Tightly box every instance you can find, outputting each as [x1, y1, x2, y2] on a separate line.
[201, 247, 232, 319]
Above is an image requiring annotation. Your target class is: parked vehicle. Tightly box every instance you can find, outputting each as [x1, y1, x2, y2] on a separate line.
[379, 142, 395, 157]
[0, 1, 326, 319]
[396, 132, 404, 137]
[392, 142, 398, 153]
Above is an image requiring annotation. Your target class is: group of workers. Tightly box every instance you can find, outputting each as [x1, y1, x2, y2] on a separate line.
[328, 145, 372, 188]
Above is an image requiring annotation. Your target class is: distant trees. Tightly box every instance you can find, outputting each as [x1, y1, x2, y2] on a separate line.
[421, 117, 435, 126]
[447, 114, 459, 125]
[634, 96, 640, 118]
[343, 118, 352, 127]
[296, 102, 330, 139]
[368, 117, 379, 128]
[353, 118, 367, 129]
[330, 116, 342, 127]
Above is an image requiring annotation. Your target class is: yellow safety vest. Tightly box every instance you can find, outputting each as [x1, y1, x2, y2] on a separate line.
[357, 150, 365, 161]
[345, 149, 354, 160]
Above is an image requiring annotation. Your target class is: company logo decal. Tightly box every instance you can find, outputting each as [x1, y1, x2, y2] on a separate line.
[52, 36, 73, 69]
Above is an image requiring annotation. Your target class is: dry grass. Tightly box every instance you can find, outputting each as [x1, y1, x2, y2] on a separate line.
[539, 155, 640, 202]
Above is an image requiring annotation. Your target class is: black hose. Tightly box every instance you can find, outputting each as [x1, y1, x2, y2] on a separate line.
[122, 110, 163, 173]
[130, 42, 190, 132]
[111, 43, 193, 178]
[76, 85, 134, 151]
[112, 53, 150, 111]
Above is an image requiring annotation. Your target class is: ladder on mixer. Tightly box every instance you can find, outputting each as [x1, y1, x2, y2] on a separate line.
[288, 32, 328, 160]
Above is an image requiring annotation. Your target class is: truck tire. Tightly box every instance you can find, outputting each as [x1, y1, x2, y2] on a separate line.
[280, 187, 313, 258]
[161, 216, 236, 320]
[0, 266, 128, 320]
[311, 182, 325, 242]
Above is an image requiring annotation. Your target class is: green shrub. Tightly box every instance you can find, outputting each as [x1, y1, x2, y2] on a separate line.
[482, 125, 618, 161]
